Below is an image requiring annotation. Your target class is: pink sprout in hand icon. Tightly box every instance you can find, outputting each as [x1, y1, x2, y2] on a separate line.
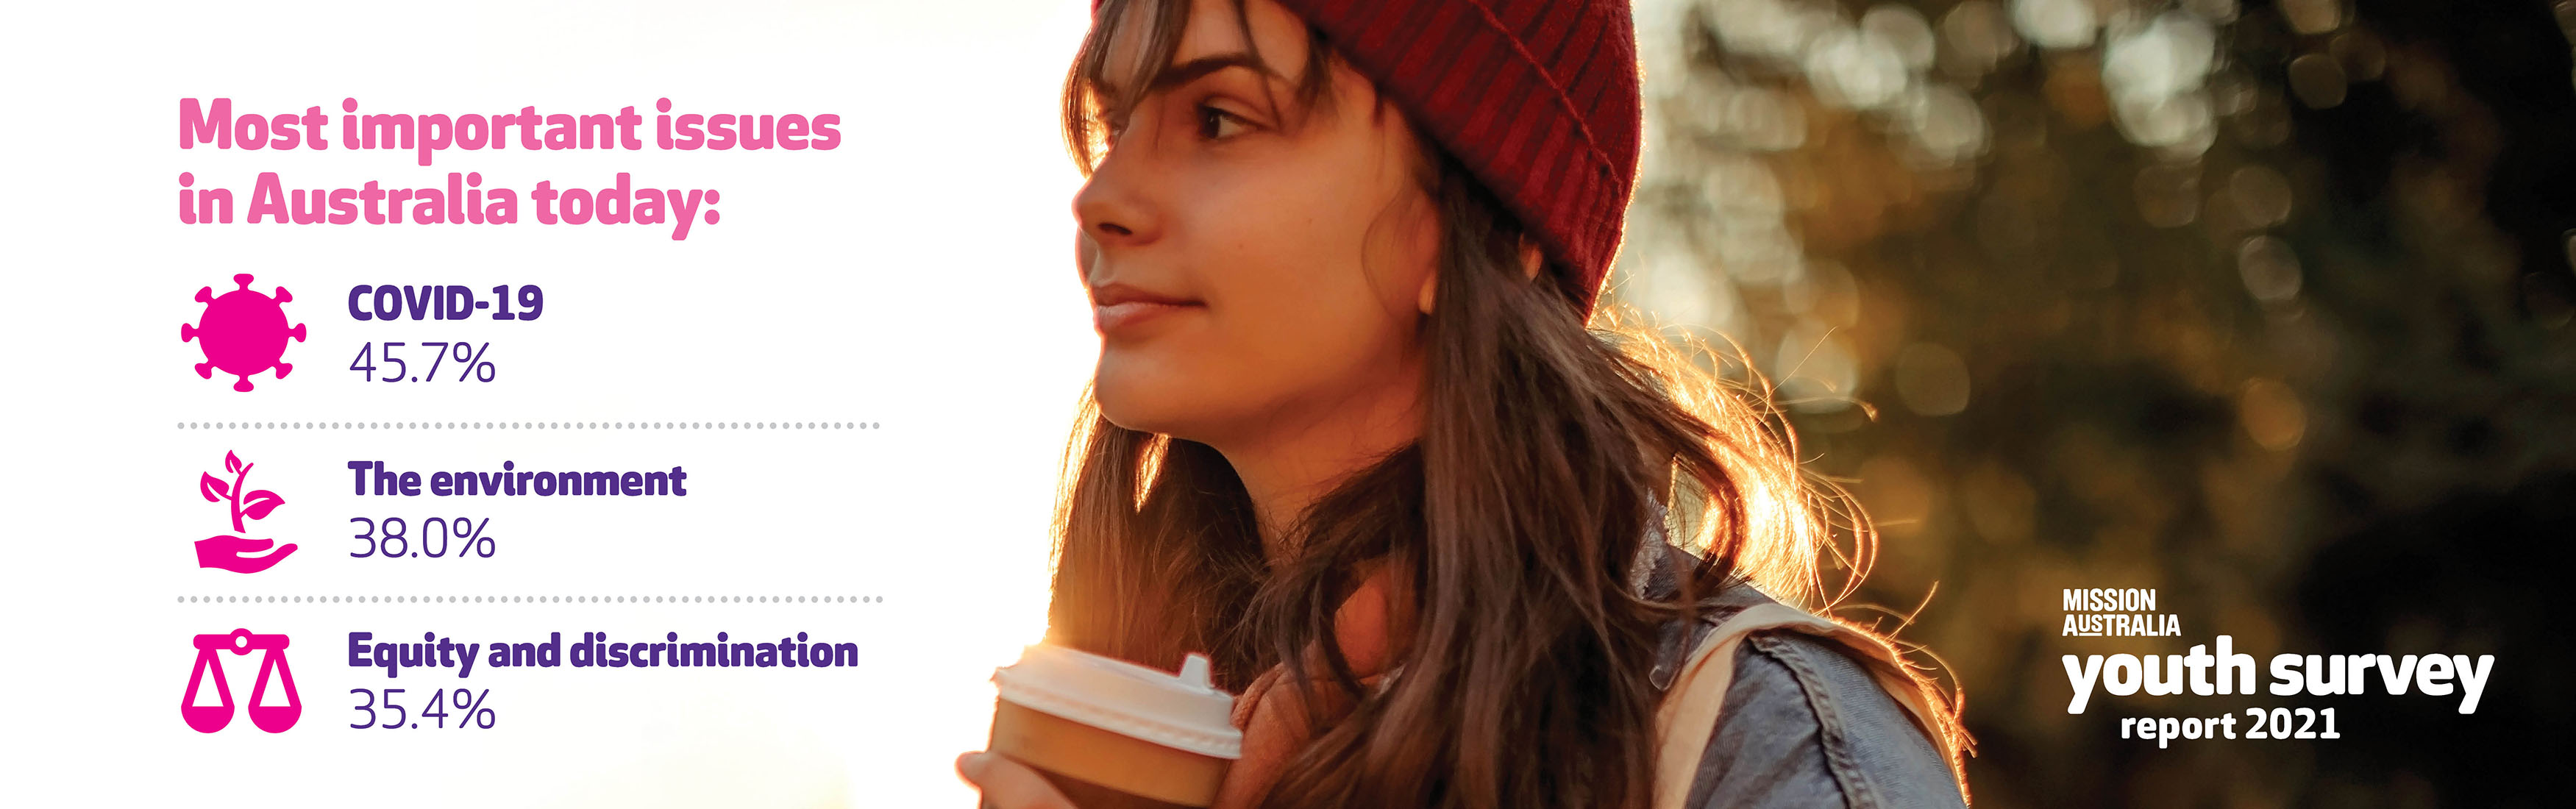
[197, 451, 295, 574]
[182, 629, 299, 733]
[181, 274, 305, 391]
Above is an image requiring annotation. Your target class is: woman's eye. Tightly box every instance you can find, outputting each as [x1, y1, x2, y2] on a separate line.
[1196, 104, 1250, 140]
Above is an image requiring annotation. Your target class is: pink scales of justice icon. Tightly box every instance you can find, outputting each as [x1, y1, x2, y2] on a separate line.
[182, 629, 300, 733]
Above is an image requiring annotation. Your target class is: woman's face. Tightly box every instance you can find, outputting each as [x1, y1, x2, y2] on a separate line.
[1073, 0, 1442, 451]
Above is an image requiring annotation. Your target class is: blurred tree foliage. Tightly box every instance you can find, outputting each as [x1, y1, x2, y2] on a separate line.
[1615, 1, 2575, 805]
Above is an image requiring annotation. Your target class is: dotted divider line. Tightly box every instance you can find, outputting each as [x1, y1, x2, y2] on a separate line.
[179, 595, 883, 604]
[177, 421, 881, 430]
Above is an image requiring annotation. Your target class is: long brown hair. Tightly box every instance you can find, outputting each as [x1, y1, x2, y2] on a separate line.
[1047, 1, 1966, 807]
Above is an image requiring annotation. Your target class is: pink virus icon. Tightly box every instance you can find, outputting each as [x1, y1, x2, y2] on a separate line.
[180, 274, 306, 391]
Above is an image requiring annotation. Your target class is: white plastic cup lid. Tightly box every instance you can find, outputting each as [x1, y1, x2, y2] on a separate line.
[992, 644, 1243, 760]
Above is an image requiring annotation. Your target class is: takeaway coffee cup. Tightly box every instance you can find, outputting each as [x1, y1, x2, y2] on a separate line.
[986, 644, 1242, 808]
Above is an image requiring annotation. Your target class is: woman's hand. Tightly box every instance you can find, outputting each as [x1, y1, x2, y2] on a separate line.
[963, 565, 1414, 808]
[1209, 561, 1412, 809]
[956, 751, 1075, 809]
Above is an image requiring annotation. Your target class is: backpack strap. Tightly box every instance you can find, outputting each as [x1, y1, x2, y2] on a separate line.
[1651, 602, 1966, 809]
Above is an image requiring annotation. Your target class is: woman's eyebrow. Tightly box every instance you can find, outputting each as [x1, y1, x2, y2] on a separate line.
[1096, 51, 1280, 101]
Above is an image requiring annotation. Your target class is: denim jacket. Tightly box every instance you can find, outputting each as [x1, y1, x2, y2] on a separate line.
[1636, 541, 1969, 809]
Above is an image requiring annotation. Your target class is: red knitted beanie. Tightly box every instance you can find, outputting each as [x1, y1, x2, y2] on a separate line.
[1088, 0, 1643, 314]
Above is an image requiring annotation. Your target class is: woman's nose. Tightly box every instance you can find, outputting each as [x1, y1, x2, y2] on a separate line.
[1072, 139, 1158, 247]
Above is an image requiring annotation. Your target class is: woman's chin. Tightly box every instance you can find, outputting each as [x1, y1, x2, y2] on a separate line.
[1092, 379, 1235, 443]
[1092, 374, 1187, 435]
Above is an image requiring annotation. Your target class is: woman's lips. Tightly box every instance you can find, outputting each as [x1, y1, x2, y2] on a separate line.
[1089, 283, 1203, 336]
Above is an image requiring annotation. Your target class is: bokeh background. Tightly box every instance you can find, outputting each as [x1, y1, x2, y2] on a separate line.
[1612, 1, 2575, 805]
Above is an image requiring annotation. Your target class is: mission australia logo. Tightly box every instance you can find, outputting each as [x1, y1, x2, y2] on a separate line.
[2064, 588, 2181, 637]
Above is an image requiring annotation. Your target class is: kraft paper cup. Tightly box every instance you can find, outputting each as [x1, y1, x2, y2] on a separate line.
[988, 644, 1242, 808]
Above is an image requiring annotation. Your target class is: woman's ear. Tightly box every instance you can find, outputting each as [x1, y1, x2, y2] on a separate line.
[1419, 236, 1548, 315]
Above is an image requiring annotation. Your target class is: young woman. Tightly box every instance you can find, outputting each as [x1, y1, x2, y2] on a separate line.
[958, 1, 1972, 807]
